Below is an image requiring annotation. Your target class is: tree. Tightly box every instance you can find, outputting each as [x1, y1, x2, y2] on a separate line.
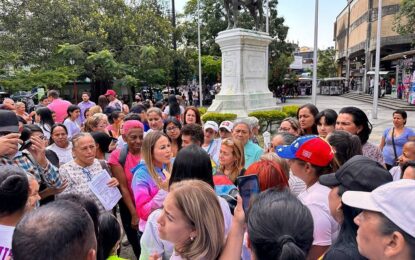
[318, 47, 337, 78]
[394, 0, 415, 36]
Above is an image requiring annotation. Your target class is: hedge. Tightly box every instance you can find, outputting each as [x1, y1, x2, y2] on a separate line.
[198, 107, 207, 116]
[282, 105, 300, 117]
[248, 110, 287, 132]
[201, 112, 237, 124]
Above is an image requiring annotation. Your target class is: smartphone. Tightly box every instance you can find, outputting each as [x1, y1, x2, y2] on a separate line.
[237, 175, 260, 213]
[19, 139, 32, 151]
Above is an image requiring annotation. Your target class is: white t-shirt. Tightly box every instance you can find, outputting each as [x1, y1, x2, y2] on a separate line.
[63, 118, 81, 139]
[47, 143, 73, 166]
[298, 182, 339, 246]
[202, 138, 221, 166]
[0, 224, 15, 259]
[389, 166, 402, 181]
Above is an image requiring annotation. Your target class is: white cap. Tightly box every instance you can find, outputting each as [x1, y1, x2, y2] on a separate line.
[342, 179, 415, 238]
[219, 120, 234, 132]
[204, 121, 219, 132]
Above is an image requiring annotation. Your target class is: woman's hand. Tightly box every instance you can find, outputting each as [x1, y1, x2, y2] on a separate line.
[149, 253, 161, 260]
[40, 180, 69, 198]
[233, 195, 246, 227]
[159, 169, 171, 191]
[106, 177, 119, 187]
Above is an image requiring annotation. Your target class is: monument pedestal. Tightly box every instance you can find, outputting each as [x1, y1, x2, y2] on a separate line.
[208, 28, 277, 117]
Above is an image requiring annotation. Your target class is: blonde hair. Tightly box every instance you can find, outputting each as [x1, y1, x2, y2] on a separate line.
[142, 131, 172, 188]
[260, 152, 290, 179]
[84, 113, 107, 132]
[219, 138, 245, 183]
[170, 180, 224, 260]
[146, 107, 162, 118]
[88, 105, 103, 117]
[15, 102, 25, 108]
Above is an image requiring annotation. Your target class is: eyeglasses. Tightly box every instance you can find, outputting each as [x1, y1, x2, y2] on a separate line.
[166, 126, 179, 132]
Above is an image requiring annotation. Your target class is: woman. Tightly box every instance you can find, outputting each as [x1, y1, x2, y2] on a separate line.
[97, 213, 126, 260]
[278, 117, 302, 136]
[15, 102, 31, 123]
[297, 104, 319, 135]
[336, 106, 384, 165]
[379, 109, 415, 169]
[163, 117, 182, 157]
[141, 144, 233, 260]
[35, 107, 55, 140]
[183, 106, 201, 125]
[91, 131, 113, 161]
[85, 113, 110, 133]
[47, 124, 73, 166]
[63, 105, 81, 139]
[214, 138, 245, 192]
[220, 189, 314, 260]
[88, 105, 103, 117]
[131, 104, 149, 131]
[131, 131, 172, 232]
[107, 111, 125, 138]
[163, 95, 184, 120]
[244, 159, 288, 191]
[327, 130, 362, 169]
[98, 95, 109, 112]
[108, 120, 144, 258]
[57, 133, 119, 214]
[276, 135, 339, 260]
[318, 155, 392, 260]
[202, 121, 221, 166]
[146, 107, 164, 132]
[156, 180, 224, 260]
[315, 109, 338, 139]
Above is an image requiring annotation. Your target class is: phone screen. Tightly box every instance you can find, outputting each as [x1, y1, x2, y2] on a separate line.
[237, 175, 260, 213]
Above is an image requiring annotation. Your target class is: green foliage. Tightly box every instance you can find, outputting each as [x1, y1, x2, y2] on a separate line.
[201, 112, 237, 124]
[394, 0, 415, 36]
[282, 105, 300, 117]
[202, 56, 221, 86]
[248, 110, 287, 132]
[198, 107, 207, 115]
[318, 47, 337, 78]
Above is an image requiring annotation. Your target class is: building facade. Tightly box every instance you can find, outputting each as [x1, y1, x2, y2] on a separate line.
[334, 0, 414, 93]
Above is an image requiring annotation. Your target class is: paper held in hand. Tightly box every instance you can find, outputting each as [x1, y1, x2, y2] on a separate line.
[88, 170, 122, 211]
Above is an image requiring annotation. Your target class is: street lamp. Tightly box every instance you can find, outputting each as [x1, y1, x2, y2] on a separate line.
[372, 0, 383, 119]
[312, 0, 319, 105]
[197, 0, 203, 107]
[69, 58, 78, 103]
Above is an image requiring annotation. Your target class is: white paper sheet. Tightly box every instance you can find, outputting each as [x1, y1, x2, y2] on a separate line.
[88, 170, 122, 211]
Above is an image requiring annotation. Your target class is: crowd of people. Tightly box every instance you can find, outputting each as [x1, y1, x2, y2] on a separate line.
[1, 89, 415, 260]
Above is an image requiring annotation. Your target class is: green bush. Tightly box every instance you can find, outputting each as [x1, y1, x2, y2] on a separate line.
[282, 105, 300, 117]
[201, 112, 237, 124]
[198, 107, 207, 116]
[248, 110, 287, 132]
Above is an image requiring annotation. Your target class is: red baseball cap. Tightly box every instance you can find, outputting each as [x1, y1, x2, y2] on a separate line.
[276, 135, 334, 167]
[104, 89, 116, 96]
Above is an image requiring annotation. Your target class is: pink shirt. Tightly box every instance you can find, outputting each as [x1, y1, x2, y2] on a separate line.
[108, 148, 141, 200]
[47, 98, 72, 123]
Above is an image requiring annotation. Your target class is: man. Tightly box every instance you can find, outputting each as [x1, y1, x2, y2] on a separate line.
[0, 110, 63, 190]
[47, 90, 71, 123]
[78, 92, 96, 124]
[0, 166, 30, 259]
[342, 179, 415, 260]
[219, 120, 233, 139]
[389, 141, 415, 180]
[246, 116, 260, 144]
[181, 123, 204, 148]
[12, 200, 97, 260]
[105, 89, 122, 111]
[232, 119, 263, 168]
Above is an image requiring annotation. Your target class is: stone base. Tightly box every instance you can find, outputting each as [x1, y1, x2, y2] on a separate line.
[208, 28, 278, 117]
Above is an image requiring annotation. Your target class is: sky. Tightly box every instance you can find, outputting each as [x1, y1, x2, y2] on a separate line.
[175, 0, 346, 49]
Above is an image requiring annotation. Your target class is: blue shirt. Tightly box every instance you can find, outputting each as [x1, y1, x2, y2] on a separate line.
[382, 127, 415, 165]
[244, 140, 263, 168]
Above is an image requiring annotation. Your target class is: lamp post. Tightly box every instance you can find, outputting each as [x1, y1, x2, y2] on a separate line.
[372, 0, 382, 119]
[312, 0, 319, 105]
[197, 0, 203, 107]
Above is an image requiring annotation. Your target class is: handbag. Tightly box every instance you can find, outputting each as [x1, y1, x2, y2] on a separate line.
[391, 128, 399, 166]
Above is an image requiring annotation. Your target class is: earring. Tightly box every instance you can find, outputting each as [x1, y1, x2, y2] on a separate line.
[190, 236, 194, 241]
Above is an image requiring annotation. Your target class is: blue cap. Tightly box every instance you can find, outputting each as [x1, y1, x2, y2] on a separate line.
[275, 135, 317, 159]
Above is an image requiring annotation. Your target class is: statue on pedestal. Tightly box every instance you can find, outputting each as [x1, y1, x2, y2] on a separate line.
[224, 0, 264, 31]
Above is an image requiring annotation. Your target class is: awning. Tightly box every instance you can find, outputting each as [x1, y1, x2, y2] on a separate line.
[381, 49, 415, 61]
[367, 71, 389, 75]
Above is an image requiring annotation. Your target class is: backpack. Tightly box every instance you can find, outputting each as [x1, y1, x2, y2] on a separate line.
[118, 144, 129, 169]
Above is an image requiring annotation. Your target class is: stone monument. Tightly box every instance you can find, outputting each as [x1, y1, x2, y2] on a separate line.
[208, 28, 277, 117]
